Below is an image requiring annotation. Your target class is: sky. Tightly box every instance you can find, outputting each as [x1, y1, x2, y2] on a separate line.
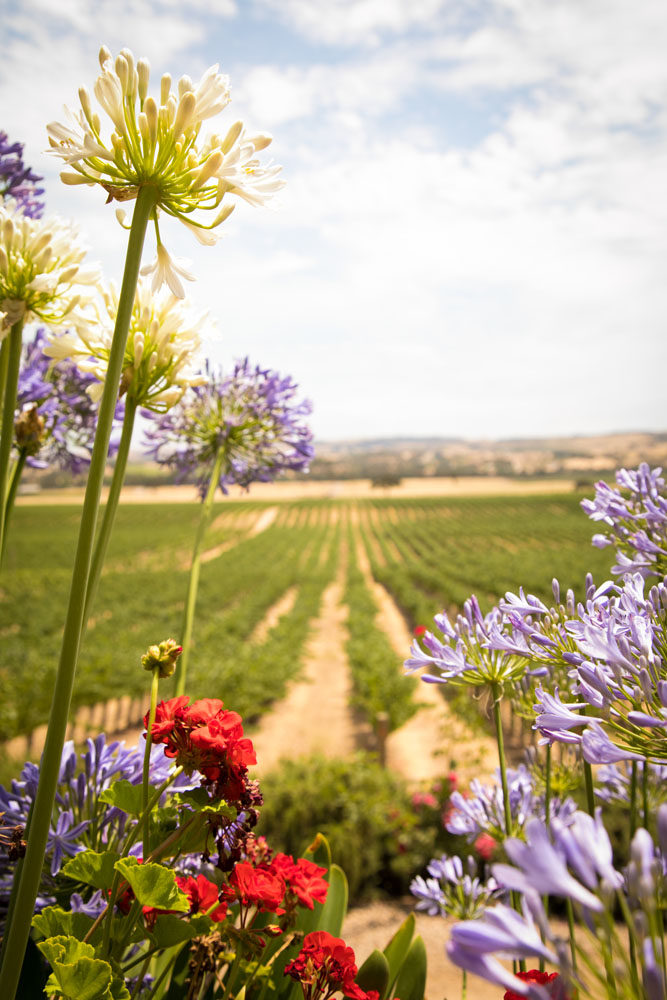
[2, 0, 667, 443]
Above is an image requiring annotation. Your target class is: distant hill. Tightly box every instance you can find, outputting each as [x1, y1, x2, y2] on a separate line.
[23, 430, 667, 490]
[306, 431, 667, 482]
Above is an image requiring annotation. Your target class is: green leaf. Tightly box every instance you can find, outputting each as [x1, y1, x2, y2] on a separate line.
[150, 914, 199, 948]
[61, 850, 121, 890]
[382, 913, 415, 998]
[302, 832, 332, 870]
[109, 978, 132, 1000]
[32, 906, 97, 944]
[115, 858, 189, 911]
[316, 864, 347, 937]
[99, 780, 145, 816]
[38, 936, 114, 1000]
[355, 949, 390, 997]
[393, 935, 427, 1000]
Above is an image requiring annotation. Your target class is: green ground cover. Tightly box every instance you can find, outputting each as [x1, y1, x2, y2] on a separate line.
[1, 501, 337, 738]
[2, 491, 613, 741]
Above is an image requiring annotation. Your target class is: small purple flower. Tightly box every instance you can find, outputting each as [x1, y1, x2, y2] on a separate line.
[46, 810, 90, 875]
[16, 330, 123, 474]
[0, 131, 44, 218]
[143, 358, 314, 497]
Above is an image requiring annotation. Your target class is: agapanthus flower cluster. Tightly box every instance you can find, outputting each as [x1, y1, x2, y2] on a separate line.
[582, 463, 667, 578]
[47, 46, 284, 295]
[0, 201, 98, 335]
[44, 279, 207, 411]
[527, 572, 667, 763]
[144, 358, 314, 496]
[0, 132, 44, 218]
[410, 852, 502, 920]
[448, 808, 667, 999]
[16, 328, 120, 474]
[405, 595, 534, 691]
[146, 695, 257, 804]
[444, 764, 577, 843]
[285, 931, 378, 1000]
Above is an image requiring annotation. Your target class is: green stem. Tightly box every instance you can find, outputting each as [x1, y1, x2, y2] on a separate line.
[174, 446, 225, 696]
[2, 450, 26, 562]
[84, 397, 137, 622]
[0, 335, 9, 425]
[0, 319, 24, 562]
[0, 185, 157, 1000]
[642, 758, 650, 832]
[539, 742, 552, 972]
[491, 685, 511, 835]
[142, 668, 160, 858]
[630, 761, 638, 840]
[566, 898, 578, 972]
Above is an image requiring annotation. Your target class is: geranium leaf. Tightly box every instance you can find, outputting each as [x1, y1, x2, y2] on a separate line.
[61, 850, 121, 890]
[150, 914, 199, 948]
[32, 906, 96, 944]
[99, 780, 145, 815]
[114, 858, 189, 911]
[37, 936, 114, 1000]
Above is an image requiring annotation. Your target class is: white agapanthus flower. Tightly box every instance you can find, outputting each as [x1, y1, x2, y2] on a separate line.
[46, 46, 284, 295]
[0, 201, 98, 338]
[44, 279, 209, 411]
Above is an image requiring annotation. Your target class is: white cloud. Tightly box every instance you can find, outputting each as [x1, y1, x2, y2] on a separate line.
[254, 0, 447, 47]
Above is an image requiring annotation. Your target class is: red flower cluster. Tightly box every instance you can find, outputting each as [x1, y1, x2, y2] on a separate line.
[142, 872, 228, 928]
[504, 970, 569, 1000]
[224, 853, 328, 919]
[414, 625, 427, 638]
[145, 696, 257, 801]
[285, 931, 378, 1000]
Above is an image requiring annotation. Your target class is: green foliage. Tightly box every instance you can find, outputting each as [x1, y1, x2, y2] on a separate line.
[256, 753, 451, 901]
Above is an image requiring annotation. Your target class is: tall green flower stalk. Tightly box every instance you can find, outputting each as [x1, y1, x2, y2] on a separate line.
[0, 319, 23, 556]
[175, 446, 225, 695]
[0, 185, 157, 999]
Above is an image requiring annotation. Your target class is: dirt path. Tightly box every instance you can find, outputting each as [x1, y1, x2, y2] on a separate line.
[351, 516, 498, 786]
[251, 570, 370, 774]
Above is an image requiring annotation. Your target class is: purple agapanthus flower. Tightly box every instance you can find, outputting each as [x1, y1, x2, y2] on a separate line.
[411, 852, 502, 919]
[143, 358, 314, 498]
[0, 734, 192, 923]
[582, 463, 667, 578]
[445, 764, 577, 842]
[16, 329, 122, 474]
[0, 131, 44, 218]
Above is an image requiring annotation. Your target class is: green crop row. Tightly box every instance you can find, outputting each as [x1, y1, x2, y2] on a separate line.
[342, 514, 417, 734]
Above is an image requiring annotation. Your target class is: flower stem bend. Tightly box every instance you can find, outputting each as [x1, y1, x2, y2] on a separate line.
[0, 185, 157, 1000]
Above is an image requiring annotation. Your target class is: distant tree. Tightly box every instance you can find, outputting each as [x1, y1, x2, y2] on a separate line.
[371, 474, 402, 488]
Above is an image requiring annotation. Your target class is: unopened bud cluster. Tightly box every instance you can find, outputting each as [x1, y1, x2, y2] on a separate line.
[142, 638, 182, 678]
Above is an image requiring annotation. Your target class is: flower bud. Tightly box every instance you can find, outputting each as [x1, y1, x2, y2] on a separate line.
[142, 638, 183, 678]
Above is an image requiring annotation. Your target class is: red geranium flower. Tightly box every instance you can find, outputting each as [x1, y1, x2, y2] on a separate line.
[504, 970, 569, 1000]
[144, 695, 257, 804]
[142, 873, 227, 928]
[285, 931, 375, 1000]
[268, 854, 328, 910]
[227, 861, 286, 914]
[414, 625, 427, 637]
